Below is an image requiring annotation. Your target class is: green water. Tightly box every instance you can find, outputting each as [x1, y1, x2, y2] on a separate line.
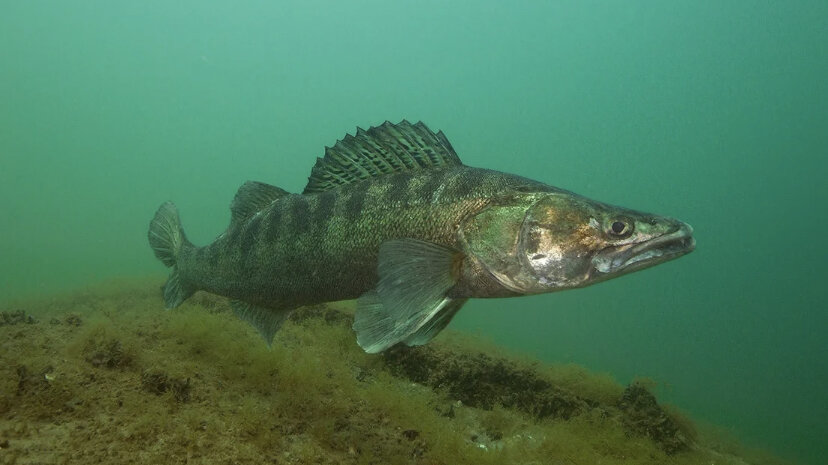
[1, 1, 825, 463]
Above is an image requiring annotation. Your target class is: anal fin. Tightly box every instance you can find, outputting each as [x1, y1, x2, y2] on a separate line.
[230, 300, 292, 346]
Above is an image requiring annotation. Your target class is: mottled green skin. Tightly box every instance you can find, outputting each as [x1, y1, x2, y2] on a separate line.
[177, 166, 558, 310]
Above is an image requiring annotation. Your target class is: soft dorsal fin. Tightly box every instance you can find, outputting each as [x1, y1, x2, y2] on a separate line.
[230, 181, 289, 225]
[303, 120, 462, 194]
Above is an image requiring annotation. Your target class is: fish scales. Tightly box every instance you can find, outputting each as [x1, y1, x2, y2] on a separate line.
[180, 166, 547, 309]
[148, 120, 694, 351]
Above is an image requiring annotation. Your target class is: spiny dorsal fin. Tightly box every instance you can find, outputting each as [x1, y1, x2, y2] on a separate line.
[230, 181, 289, 225]
[303, 120, 462, 194]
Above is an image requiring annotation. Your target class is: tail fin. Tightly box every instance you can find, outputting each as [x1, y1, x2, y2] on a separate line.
[148, 202, 196, 308]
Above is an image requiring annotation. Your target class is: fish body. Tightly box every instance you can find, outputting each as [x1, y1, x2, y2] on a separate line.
[149, 121, 694, 352]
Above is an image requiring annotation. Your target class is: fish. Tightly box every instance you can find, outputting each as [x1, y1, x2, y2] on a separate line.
[148, 120, 695, 353]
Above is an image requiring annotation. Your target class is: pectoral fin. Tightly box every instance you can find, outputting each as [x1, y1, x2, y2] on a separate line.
[402, 297, 467, 347]
[353, 239, 465, 353]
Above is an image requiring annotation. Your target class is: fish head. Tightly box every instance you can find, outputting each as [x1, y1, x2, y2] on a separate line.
[462, 192, 695, 294]
[519, 192, 696, 292]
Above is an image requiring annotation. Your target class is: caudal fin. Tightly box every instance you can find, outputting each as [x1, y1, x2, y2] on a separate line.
[148, 202, 195, 308]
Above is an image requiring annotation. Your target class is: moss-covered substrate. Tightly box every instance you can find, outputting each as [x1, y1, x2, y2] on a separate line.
[0, 280, 790, 464]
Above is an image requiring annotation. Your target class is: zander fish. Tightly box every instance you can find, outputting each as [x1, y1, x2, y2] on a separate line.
[148, 120, 695, 353]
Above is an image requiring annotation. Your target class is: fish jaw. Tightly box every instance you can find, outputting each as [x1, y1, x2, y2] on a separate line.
[591, 221, 695, 279]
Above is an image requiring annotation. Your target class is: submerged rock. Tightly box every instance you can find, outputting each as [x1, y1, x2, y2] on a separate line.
[0, 310, 36, 326]
[141, 368, 192, 403]
[64, 314, 83, 326]
[618, 382, 693, 454]
[383, 344, 591, 420]
[85, 339, 130, 369]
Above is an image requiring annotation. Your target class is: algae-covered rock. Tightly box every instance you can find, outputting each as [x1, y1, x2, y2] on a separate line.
[140, 368, 191, 403]
[10, 364, 76, 420]
[72, 322, 135, 369]
[64, 314, 83, 326]
[618, 382, 693, 454]
[382, 341, 700, 455]
[383, 344, 591, 420]
[0, 282, 786, 465]
[84, 338, 131, 369]
[0, 310, 37, 326]
[15, 365, 51, 396]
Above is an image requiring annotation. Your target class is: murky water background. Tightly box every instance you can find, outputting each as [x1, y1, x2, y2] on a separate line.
[1, 2, 825, 463]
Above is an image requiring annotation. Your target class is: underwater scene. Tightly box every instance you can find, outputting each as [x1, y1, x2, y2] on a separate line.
[1, 2, 825, 464]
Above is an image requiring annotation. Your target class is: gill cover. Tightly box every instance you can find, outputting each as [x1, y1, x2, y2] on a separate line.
[460, 194, 552, 294]
[517, 194, 604, 291]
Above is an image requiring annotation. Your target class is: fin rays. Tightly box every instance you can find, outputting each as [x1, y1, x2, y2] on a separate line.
[148, 202, 196, 308]
[230, 181, 289, 226]
[353, 238, 467, 353]
[230, 300, 292, 347]
[303, 120, 461, 194]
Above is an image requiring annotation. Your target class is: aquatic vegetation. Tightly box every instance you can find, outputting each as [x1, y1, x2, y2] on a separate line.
[0, 280, 790, 464]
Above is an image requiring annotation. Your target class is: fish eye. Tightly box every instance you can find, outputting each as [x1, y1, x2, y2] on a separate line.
[608, 219, 632, 237]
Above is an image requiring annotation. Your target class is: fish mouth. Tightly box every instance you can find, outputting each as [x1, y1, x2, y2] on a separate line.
[592, 222, 695, 276]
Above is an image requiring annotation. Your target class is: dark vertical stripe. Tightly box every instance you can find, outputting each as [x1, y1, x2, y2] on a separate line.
[314, 191, 337, 225]
[218, 228, 243, 266]
[239, 215, 263, 254]
[209, 248, 221, 266]
[386, 173, 412, 205]
[290, 196, 311, 233]
[266, 207, 283, 242]
[345, 184, 367, 218]
[418, 171, 445, 201]
[197, 244, 219, 267]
